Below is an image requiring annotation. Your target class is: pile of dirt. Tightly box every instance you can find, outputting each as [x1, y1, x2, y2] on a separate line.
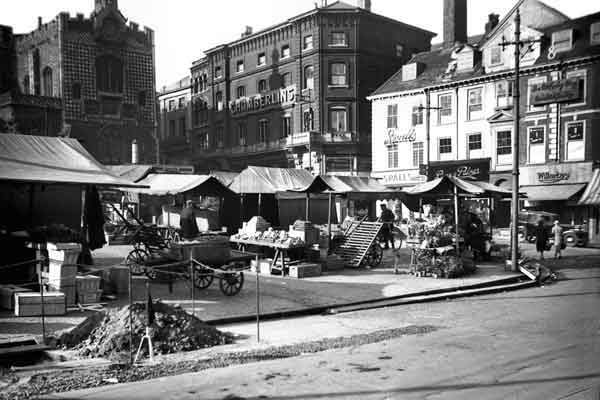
[74, 301, 232, 360]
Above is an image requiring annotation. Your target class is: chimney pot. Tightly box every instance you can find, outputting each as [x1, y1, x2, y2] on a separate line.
[38, 17, 42, 29]
[485, 13, 500, 34]
[356, 0, 371, 11]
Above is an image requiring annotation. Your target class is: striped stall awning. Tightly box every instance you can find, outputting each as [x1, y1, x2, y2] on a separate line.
[579, 169, 600, 205]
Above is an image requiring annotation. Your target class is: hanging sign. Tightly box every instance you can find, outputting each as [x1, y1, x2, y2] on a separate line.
[427, 158, 490, 181]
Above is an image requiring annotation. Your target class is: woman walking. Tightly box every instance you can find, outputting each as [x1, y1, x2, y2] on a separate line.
[552, 220, 564, 259]
[534, 220, 549, 260]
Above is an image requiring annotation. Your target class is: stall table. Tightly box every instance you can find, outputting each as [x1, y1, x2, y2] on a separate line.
[229, 238, 304, 275]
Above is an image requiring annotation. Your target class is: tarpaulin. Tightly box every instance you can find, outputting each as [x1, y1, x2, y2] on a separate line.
[229, 166, 332, 194]
[105, 164, 154, 183]
[126, 174, 233, 196]
[522, 184, 586, 201]
[0, 134, 145, 187]
[579, 169, 599, 205]
[320, 175, 398, 198]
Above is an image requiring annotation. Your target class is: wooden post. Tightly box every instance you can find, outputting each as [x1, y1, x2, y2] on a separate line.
[305, 192, 310, 221]
[39, 272, 46, 344]
[454, 185, 460, 255]
[128, 264, 133, 365]
[190, 250, 195, 318]
[257, 193, 262, 217]
[255, 254, 260, 343]
[327, 192, 332, 252]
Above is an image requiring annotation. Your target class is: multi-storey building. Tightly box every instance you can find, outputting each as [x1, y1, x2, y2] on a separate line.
[0, 0, 157, 164]
[369, 0, 600, 243]
[157, 76, 192, 162]
[160, 0, 435, 175]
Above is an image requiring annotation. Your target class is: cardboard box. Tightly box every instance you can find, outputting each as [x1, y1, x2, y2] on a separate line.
[289, 263, 321, 278]
[14, 291, 66, 316]
[0, 285, 33, 310]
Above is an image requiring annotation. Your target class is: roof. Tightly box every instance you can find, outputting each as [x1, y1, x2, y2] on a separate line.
[0, 133, 145, 187]
[210, 171, 239, 186]
[228, 166, 332, 194]
[126, 174, 233, 196]
[521, 184, 586, 201]
[578, 169, 600, 205]
[321, 175, 391, 193]
[105, 164, 154, 183]
[404, 176, 513, 197]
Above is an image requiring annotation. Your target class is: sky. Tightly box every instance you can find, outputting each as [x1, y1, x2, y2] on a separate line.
[2, 0, 598, 88]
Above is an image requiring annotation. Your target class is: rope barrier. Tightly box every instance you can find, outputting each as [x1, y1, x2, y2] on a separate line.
[0, 258, 43, 272]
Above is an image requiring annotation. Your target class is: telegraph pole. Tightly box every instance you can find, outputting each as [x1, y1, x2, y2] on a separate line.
[500, 8, 540, 271]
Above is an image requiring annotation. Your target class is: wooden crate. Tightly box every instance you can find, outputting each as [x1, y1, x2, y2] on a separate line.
[289, 263, 321, 279]
[77, 290, 102, 304]
[14, 292, 66, 317]
[76, 275, 101, 293]
[0, 285, 33, 310]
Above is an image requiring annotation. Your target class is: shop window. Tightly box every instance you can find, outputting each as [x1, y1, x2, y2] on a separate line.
[490, 46, 502, 66]
[496, 80, 513, 108]
[257, 79, 268, 93]
[257, 53, 266, 66]
[527, 76, 546, 112]
[591, 22, 600, 45]
[467, 87, 483, 120]
[412, 142, 424, 167]
[438, 93, 453, 125]
[330, 32, 347, 47]
[496, 130, 512, 165]
[238, 122, 247, 145]
[236, 85, 246, 99]
[329, 106, 347, 132]
[551, 29, 572, 53]
[565, 70, 586, 106]
[387, 104, 398, 129]
[303, 35, 313, 51]
[304, 65, 314, 90]
[438, 137, 452, 160]
[216, 91, 223, 111]
[42, 66, 53, 97]
[330, 63, 347, 86]
[412, 105, 423, 126]
[215, 66, 222, 79]
[281, 114, 292, 138]
[387, 144, 399, 168]
[179, 117, 186, 137]
[326, 156, 352, 173]
[566, 121, 584, 161]
[236, 60, 244, 73]
[72, 82, 82, 100]
[528, 126, 545, 164]
[468, 133, 482, 159]
[258, 119, 270, 143]
[96, 55, 123, 93]
[281, 45, 290, 59]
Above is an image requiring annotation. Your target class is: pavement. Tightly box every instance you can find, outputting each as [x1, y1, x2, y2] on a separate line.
[41, 247, 600, 400]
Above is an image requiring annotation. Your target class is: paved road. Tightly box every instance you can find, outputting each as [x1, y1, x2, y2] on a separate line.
[47, 252, 600, 400]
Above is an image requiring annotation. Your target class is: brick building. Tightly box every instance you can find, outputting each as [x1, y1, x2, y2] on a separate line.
[160, 0, 435, 175]
[157, 76, 192, 162]
[1, 0, 157, 164]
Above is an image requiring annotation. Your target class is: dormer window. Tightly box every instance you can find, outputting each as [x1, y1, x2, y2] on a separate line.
[551, 29, 572, 53]
[591, 22, 600, 45]
[490, 46, 502, 66]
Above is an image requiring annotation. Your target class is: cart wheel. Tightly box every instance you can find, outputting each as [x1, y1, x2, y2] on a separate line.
[193, 267, 214, 289]
[145, 266, 159, 280]
[126, 248, 148, 275]
[219, 269, 244, 296]
[368, 245, 383, 267]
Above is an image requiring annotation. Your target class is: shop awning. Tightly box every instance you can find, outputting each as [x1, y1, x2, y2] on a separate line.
[579, 169, 600, 205]
[229, 166, 332, 194]
[0, 133, 146, 188]
[126, 174, 233, 196]
[522, 184, 586, 201]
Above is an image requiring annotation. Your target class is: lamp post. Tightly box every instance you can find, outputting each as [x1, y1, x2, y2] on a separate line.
[499, 8, 541, 271]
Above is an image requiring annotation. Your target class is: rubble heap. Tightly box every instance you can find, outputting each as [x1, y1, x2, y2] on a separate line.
[75, 301, 232, 360]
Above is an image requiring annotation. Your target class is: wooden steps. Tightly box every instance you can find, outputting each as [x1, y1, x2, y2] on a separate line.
[334, 221, 383, 268]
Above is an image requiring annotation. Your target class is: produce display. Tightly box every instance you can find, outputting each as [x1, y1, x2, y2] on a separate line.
[231, 228, 305, 248]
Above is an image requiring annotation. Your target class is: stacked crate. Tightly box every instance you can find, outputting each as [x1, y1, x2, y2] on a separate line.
[14, 292, 66, 316]
[45, 243, 81, 306]
[0, 285, 33, 310]
[76, 275, 102, 304]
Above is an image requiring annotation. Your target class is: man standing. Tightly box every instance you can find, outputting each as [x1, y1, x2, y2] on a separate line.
[379, 203, 396, 249]
[180, 200, 199, 240]
[552, 220, 564, 259]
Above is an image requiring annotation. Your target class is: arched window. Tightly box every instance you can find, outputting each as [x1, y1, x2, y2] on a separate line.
[32, 49, 41, 95]
[42, 67, 53, 97]
[96, 55, 123, 93]
[257, 79, 268, 93]
[304, 65, 314, 90]
[22, 75, 30, 94]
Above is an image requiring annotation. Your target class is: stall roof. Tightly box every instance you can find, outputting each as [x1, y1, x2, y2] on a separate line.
[522, 184, 586, 201]
[579, 169, 599, 205]
[210, 171, 239, 186]
[0, 134, 146, 187]
[404, 176, 514, 197]
[125, 173, 233, 196]
[105, 164, 154, 183]
[228, 166, 332, 194]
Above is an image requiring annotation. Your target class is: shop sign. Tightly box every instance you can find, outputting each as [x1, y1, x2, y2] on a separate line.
[380, 170, 426, 186]
[426, 158, 490, 181]
[384, 126, 416, 145]
[229, 85, 296, 115]
[537, 171, 570, 184]
[531, 78, 580, 106]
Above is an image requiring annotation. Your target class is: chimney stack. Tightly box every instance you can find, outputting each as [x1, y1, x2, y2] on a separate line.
[356, 0, 371, 11]
[485, 13, 500, 34]
[241, 26, 253, 38]
[38, 17, 42, 29]
[95, 0, 119, 13]
[443, 0, 467, 48]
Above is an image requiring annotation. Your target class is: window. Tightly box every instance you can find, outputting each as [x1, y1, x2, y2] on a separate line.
[330, 32, 347, 47]
[387, 104, 398, 129]
[72, 83, 81, 100]
[215, 66, 222, 79]
[281, 114, 292, 138]
[438, 93, 453, 124]
[565, 70, 586, 105]
[528, 126, 545, 164]
[168, 99, 175, 111]
[468, 133, 482, 159]
[566, 121, 584, 160]
[96, 55, 123, 93]
[258, 119, 270, 142]
[236, 85, 246, 99]
[236, 60, 244, 73]
[303, 108, 314, 131]
[591, 22, 600, 45]
[412, 142, 424, 167]
[395, 44, 404, 58]
[438, 138, 452, 160]
[303, 35, 313, 51]
[257, 79, 268, 93]
[138, 90, 146, 106]
[496, 80, 513, 108]
[193, 78, 199, 94]
[490, 46, 502, 65]
[281, 45, 290, 59]
[216, 91, 223, 111]
[22, 75, 30, 94]
[330, 106, 347, 132]
[467, 88, 483, 120]
[412, 105, 423, 126]
[330, 63, 347, 86]
[238, 122, 247, 145]
[282, 72, 292, 87]
[528, 76, 547, 112]
[496, 130, 512, 165]
[179, 117, 186, 137]
[178, 96, 185, 109]
[199, 130, 209, 150]
[168, 119, 176, 137]
[552, 29, 572, 53]
[257, 53, 266, 66]
[387, 144, 399, 168]
[216, 126, 224, 148]
[304, 65, 314, 90]
[42, 67, 52, 97]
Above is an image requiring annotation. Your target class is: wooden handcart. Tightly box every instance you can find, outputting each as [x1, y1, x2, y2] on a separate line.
[333, 218, 384, 268]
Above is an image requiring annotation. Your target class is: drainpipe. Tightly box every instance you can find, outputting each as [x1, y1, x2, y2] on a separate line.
[455, 86, 460, 161]
[425, 90, 431, 167]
